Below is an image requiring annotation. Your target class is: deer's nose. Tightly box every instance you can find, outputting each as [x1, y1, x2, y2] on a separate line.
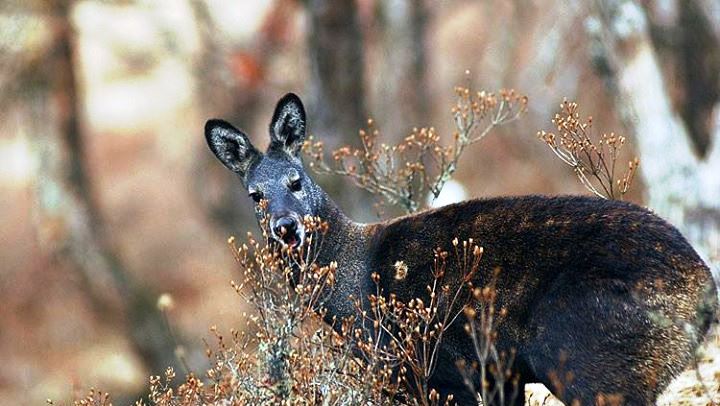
[273, 216, 298, 239]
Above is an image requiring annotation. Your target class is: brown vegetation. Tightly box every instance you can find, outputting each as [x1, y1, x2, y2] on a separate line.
[304, 85, 527, 214]
[537, 99, 639, 200]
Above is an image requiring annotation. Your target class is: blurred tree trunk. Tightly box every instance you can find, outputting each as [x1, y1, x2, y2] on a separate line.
[306, 0, 376, 219]
[306, 0, 367, 148]
[189, 0, 262, 236]
[588, 0, 720, 296]
[190, 0, 298, 235]
[376, 0, 430, 139]
[29, 0, 181, 382]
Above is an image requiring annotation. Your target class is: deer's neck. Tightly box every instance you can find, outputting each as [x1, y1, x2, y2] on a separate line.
[314, 193, 374, 324]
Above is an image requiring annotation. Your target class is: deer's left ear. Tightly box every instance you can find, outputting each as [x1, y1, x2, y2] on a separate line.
[205, 119, 260, 182]
[269, 93, 306, 158]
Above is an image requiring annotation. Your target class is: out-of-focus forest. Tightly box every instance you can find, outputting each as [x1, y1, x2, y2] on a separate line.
[1, 0, 719, 404]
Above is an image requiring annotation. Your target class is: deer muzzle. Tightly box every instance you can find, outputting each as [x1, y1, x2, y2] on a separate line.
[271, 215, 305, 248]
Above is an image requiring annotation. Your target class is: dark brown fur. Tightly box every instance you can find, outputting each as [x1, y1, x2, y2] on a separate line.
[374, 196, 716, 404]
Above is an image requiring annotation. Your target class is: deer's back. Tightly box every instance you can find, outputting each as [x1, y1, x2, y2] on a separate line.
[368, 195, 714, 338]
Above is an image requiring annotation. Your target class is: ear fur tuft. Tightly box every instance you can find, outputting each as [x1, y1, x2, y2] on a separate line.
[205, 119, 260, 179]
[269, 93, 306, 157]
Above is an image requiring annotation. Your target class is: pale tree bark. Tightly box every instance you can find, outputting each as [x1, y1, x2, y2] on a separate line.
[588, 0, 720, 296]
[697, 0, 720, 40]
[645, 0, 720, 157]
[27, 0, 182, 384]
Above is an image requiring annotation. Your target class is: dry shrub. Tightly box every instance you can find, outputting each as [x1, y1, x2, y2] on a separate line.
[303, 86, 527, 214]
[61, 84, 528, 406]
[131, 214, 503, 405]
[458, 266, 520, 405]
[51, 388, 111, 406]
[183, 212, 361, 405]
[350, 238, 485, 404]
[537, 99, 639, 200]
[64, 220, 511, 405]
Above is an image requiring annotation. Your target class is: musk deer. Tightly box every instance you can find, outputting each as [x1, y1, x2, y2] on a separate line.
[205, 93, 718, 405]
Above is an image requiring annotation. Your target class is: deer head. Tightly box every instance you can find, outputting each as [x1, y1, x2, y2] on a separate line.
[205, 93, 327, 248]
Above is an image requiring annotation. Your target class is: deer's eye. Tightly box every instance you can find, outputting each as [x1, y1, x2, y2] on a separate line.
[249, 191, 263, 203]
[289, 178, 302, 192]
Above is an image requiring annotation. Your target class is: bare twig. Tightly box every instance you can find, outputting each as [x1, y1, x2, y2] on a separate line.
[537, 99, 639, 200]
[304, 86, 527, 214]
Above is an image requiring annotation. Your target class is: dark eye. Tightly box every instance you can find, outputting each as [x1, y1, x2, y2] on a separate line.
[289, 178, 302, 192]
[249, 191, 263, 203]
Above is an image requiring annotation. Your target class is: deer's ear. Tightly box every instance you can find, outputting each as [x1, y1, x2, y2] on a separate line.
[205, 119, 260, 179]
[269, 93, 306, 158]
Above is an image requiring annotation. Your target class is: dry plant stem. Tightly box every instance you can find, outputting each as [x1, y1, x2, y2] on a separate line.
[689, 353, 715, 405]
[159, 307, 191, 376]
[217, 209, 386, 405]
[438, 93, 524, 198]
[55, 388, 111, 406]
[351, 239, 483, 405]
[538, 99, 639, 200]
[455, 264, 519, 406]
[304, 87, 527, 213]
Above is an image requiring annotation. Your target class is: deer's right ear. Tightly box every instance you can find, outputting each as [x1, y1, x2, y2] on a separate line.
[269, 93, 306, 158]
[205, 119, 260, 179]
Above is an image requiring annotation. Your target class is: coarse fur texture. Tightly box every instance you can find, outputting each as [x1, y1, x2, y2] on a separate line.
[204, 93, 718, 405]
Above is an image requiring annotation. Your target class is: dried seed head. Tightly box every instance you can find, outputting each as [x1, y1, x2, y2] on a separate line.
[157, 293, 175, 311]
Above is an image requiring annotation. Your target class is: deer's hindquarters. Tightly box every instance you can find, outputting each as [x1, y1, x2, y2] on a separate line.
[521, 265, 716, 405]
[370, 195, 717, 405]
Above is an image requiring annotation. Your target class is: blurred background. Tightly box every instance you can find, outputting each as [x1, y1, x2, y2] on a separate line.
[1, 0, 719, 403]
